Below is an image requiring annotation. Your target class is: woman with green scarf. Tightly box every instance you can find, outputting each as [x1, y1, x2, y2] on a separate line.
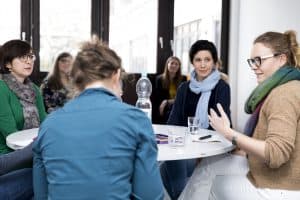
[179, 31, 300, 200]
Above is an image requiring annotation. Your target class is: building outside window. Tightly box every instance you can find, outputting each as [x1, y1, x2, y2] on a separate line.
[40, 0, 91, 72]
[0, 0, 20, 44]
[174, 0, 222, 75]
[109, 0, 158, 73]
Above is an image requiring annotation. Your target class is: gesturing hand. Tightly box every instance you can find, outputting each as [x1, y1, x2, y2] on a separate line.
[208, 103, 231, 137]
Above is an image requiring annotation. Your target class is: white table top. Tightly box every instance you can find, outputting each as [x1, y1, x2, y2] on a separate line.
[153, 124, 234, 161]
[6, 128, 38, 150]
[6, 125, 234, 161]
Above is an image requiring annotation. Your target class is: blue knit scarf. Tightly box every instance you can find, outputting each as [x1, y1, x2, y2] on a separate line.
[189, 69, 220, 128]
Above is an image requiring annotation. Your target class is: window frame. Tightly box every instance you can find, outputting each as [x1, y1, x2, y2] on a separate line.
[19, 0, 230, 84]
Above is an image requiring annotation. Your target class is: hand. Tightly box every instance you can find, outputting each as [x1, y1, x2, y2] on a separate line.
[208, 103, 231, 137]
[159, 100, 168, 116]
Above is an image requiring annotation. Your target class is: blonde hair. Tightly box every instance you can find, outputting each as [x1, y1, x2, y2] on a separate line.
[161, 56, 183, 89]
[71, 36, 122, 91]
[254, 30, 300, 68]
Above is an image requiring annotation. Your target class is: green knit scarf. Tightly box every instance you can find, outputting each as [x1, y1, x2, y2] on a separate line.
[245, 65, 300, 114]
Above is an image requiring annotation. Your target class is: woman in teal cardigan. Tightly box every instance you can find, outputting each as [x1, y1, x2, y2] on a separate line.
[33, 37, 163, 200]
[0, 40, 47, 199]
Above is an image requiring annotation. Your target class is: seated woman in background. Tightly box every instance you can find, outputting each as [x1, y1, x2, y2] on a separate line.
[154, 56, 186, 124]
[41, 52, 73, 113]
[180, 30, 300, 200]
[33, 36, 164, 200]
[216, 58, 229, 82]
[0, 39, 47, 199]
[160, 40, 231, 200]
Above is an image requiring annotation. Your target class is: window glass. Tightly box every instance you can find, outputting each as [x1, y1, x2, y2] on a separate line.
[174, 0, 222, 75]
[0, 0, 20, 44]
[110, 0, 158, 73]
[40, 0, 91, 71]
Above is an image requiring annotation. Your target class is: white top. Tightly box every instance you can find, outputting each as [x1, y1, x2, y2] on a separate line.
[5, 125, 234, 161]
[153, 124, 234, 161]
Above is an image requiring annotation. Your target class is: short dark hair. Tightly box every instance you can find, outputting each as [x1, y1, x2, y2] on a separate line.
[0, 40, 32, 73]
[189, 40, 218, 64]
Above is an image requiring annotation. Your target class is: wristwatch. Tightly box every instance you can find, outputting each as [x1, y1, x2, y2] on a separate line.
[231, 135, 237, 145]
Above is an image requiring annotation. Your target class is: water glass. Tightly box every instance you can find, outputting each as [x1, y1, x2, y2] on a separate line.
[187, 116, 200, 135]
[168, 128, 185, 147]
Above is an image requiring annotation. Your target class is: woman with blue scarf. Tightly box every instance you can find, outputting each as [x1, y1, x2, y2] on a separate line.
[180, 31, 300, 200]
[160, 40, 231, 200]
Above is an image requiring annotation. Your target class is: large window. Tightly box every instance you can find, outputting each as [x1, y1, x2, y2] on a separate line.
[109, 0, 158, 73]
[1, 0, 228, 84]
[40, 0, 91, 72]
[174, 0, 222, 75]
[0, 0, 20, 44]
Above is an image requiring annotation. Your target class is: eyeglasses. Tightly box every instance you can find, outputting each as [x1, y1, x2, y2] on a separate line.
[247, 53, 281, 68]
[18, 53, 36, 63]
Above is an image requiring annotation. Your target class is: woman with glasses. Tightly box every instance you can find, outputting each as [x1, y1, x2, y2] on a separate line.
[180, 31, 300, 200]
[0, 40, 47, 199]
[41, 52, 74, 113]
[160, 40, 231, 200]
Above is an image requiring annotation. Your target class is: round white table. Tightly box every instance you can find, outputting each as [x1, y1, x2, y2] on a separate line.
[153, 124, 234, 161]
[6, 125, 234, 161]
[6, 128, 38, 150]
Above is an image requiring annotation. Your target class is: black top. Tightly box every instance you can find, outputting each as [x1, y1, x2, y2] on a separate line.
[152, 74, 187, 124]
[167, 79, 231, 130]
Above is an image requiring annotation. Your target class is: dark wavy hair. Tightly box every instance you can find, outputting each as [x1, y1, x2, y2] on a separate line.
[0, 40, 32, 74]
[189, 40, 218, 64]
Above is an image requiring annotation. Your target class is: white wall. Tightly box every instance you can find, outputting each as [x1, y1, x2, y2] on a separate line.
[229, 0, 300, 131]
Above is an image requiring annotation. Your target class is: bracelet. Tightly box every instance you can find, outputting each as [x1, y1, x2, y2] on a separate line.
[231, 133, 237, 146]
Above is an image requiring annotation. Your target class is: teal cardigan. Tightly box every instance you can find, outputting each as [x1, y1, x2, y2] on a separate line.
[33, 88, 164, 199]
[0, 80, 47, 154]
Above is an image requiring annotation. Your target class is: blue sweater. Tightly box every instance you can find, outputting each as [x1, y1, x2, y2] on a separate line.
[33, 88, 164, 200]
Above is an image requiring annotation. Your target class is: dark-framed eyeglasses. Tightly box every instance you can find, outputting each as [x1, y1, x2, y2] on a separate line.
[247, 53, 281, 68]
[18, 53, 36, 63]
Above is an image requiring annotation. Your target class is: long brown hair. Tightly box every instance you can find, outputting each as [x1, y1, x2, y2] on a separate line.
[161, 56, 183, 89]
[46, 52, 72, 90]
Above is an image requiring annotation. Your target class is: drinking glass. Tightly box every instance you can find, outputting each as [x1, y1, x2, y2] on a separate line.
[187, 116, 200, 135]
[168, 128, 186, 147]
